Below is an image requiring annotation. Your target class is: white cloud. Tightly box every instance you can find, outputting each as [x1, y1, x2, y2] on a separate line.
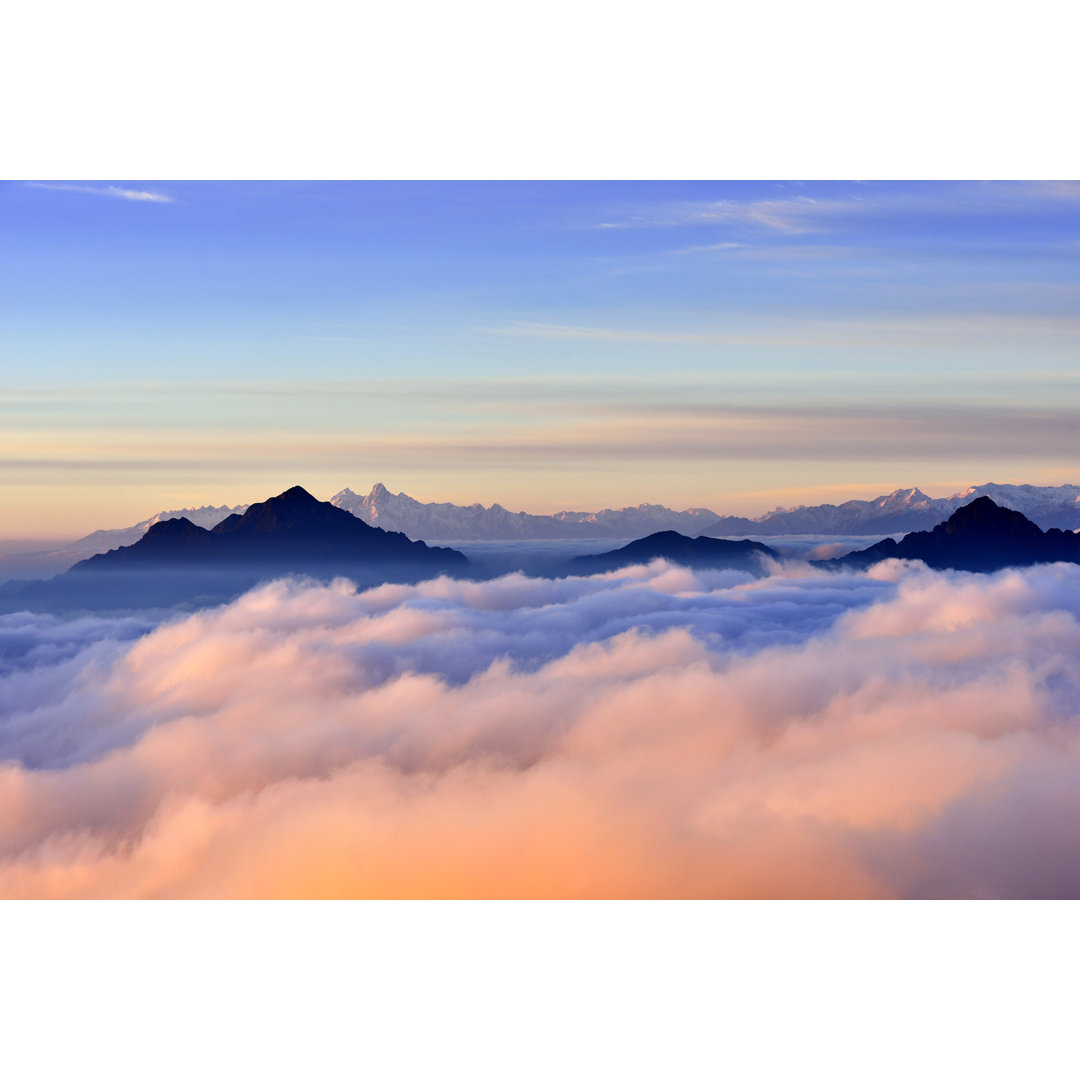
[3, 560, 1080, 897]
[25, 181, 173, 203]
[669, 241, 748, 254]
[597, 182, 1080, 235]
[481, 313, 1080, 348]
[479, 321, 761, 345]
[602, 196, 826, 233]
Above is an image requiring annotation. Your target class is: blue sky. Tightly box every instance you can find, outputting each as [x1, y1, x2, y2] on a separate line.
[2, 180, 1079, 536]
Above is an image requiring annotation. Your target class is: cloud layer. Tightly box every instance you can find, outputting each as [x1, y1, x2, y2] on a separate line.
[2, 558, 1080, 897]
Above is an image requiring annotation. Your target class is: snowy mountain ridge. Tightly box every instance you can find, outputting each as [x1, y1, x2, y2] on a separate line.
[330, 485, 725, 540]
[334, 481, 1080, 540]
[704, 482, 1080, 536]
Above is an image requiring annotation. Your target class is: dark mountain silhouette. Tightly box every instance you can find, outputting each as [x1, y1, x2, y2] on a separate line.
[0, 486, 467, 613]
[70, 485, 467, 572]
[818, 497, 1080, 572]
[566, 530, 779, 575]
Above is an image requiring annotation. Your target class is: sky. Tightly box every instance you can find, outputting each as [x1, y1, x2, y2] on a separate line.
[3, 179, 1079, 538]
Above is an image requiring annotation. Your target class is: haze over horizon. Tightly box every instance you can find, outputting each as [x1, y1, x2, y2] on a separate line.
[8, 476, 1080, 550]
[3, 180, 1080, 537]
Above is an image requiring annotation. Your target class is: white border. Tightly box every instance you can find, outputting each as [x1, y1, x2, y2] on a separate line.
[5, 902, 1075, 1078]
[4, 0, 1077, 177]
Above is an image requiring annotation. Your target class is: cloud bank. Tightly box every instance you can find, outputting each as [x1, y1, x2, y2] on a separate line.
[2, 559, 1080, 897]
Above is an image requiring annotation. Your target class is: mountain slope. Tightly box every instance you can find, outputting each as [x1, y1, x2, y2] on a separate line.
[818, 497, 1080, 572]
[337, 481, 1080, 541]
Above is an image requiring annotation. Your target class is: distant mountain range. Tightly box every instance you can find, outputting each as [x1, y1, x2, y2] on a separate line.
[4, 481, 1080, 581]
[73, 502, 250, 552]
[333, 482, 1080, 538]
[818, 497, 1080, 573]
[0, 503, 250, 578]
[329, 483, 723, 540]
[698, 483, 1080, 537]
[4, 490, 1079, 615]
[568, 498, 1080, 576]
[71, 486, 466, 574]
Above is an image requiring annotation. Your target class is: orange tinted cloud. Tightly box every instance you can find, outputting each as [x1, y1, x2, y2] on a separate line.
[2, 562, 1080, 897]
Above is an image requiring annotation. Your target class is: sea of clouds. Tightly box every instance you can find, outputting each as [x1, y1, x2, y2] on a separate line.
[2, 557, 1080, 898]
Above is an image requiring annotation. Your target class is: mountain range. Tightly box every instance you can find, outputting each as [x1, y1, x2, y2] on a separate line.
[76, 492, 1073, 583]
[72, 486, 466, 573]
[329, 484, 724, 539]
[699, 483, 1080, 537]
[570, 498, 1080, 576]
[72, 502, 251, 552]
[0, 503, 250, 578]
[0, 487, 466, 613]
[4, 481, 1080, 581]
[4, 490, 1079, 615]
[297, 481, 1080, 538]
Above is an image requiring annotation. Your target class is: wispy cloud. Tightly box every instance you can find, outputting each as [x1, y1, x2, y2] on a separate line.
[598, 182, 1080, 235]
[480, 321, 761, 345]
[25, 181, 173, 204]
[669, 241, 748, 255]
[482, 313, 1080, 348]
[668, 242, 864, 261]
[1037, 180, 1080, 199]
[9, 399, 1075, 469]
[601, 196, 826, 233]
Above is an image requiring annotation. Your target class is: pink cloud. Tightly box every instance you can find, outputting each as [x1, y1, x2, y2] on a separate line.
[1, 561, 1080, 897]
